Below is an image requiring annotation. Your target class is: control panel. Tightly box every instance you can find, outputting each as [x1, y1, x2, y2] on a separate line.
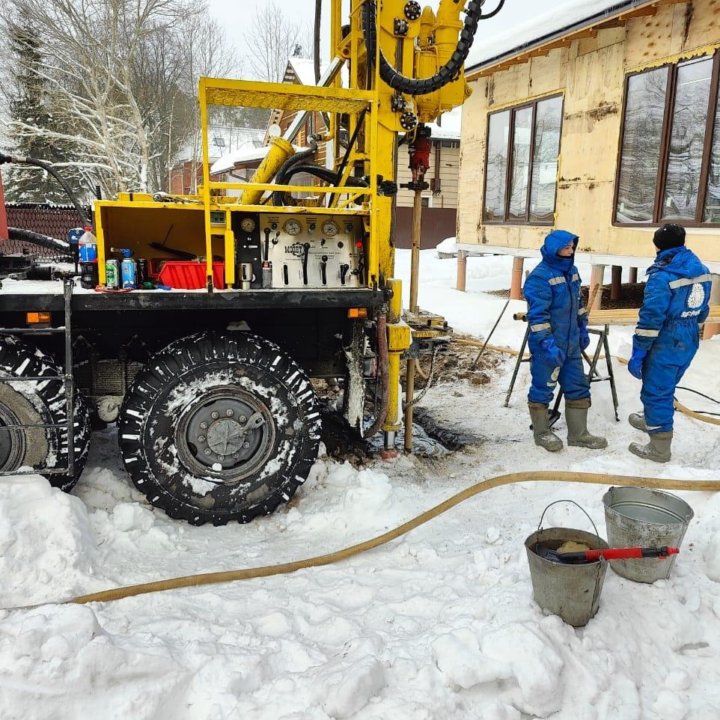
[233, 213, 364, 290]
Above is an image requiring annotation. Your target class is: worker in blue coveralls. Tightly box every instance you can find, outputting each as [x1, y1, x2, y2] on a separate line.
[524, 229, 607, 452]
[627, 223, 711, 463]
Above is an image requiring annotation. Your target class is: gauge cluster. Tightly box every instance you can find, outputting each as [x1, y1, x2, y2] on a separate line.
[231, 213, 364, 290]
[259, 215, 364, 289]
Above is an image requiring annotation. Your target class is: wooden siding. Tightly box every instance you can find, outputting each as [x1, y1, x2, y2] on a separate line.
[396, 142, 460, 209]
[458, 0, 720, 262]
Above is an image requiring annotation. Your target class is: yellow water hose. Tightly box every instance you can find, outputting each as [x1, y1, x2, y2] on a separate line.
[61, 471, 720, 607]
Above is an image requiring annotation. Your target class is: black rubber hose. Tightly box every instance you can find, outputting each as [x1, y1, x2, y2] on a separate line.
[271, 141, 319, 206]
[8, 227, 73, 257]
[0, 152, 90, 227]
[281, 165, 368, 187]
[362, 0, 493, 96]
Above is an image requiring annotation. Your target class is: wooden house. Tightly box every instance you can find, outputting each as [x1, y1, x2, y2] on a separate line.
[456, 0, 720, 320]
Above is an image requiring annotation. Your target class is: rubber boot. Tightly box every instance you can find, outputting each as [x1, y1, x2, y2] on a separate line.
[565, 398, 608, 449]
[528, 402, 563, 452]
[629, 431, 672, 463]
[628, 412, 648, 432]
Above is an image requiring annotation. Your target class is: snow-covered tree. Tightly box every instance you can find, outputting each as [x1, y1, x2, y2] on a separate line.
[2, 11, 87, 203]
[1, 0, 235, 198]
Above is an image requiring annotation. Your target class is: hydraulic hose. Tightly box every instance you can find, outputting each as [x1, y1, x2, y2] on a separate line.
[280, 165, 368, 187]
[0, 152, 90, 227]
[16, 470, 716, 608]
[8, 227, 73, 258]
[271, 140, 319, 206]
[362, 0, 492, 96]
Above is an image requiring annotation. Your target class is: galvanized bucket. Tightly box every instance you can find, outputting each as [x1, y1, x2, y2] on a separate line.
[603, 486, 693, 583]
[525, 501, 609, 627]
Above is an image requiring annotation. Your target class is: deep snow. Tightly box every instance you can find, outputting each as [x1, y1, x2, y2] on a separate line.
[1, 250, 720, 719]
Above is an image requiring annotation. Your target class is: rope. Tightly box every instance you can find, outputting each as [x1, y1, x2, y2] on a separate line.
[17, 471, 717, 609]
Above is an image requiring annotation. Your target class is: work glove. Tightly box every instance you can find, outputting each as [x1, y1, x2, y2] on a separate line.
[579, 323, 590, 351]
[540, 337, 565, 367]
[628, 346, 647, 380]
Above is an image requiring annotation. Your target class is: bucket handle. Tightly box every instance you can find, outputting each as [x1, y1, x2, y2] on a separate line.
[537, 500, 600, 537]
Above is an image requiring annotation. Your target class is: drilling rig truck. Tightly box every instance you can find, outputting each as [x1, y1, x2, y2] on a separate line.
[0, 0, 492, 524]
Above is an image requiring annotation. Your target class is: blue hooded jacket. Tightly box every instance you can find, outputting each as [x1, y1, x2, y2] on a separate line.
[634, 245, 711, 352]
[524, 229, 587, 358]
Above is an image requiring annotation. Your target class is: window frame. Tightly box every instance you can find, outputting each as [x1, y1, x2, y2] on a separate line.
[613, 50, 720, 227]
[482, 93, 564, 226]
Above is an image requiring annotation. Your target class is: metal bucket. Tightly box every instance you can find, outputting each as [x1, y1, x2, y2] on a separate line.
[603, 486, 693, 583]
[525, 501, 609, 627]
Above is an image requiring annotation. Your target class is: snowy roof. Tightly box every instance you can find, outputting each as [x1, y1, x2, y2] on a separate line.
[427, 106, 462, 140]
[287, 57, 330, 87]
[210, 144, 269, 175]
[466, 0, 643, 73]
[175, 126, 265, 164]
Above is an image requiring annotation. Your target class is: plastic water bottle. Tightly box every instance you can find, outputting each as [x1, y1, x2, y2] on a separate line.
[78, 226, 97, 262]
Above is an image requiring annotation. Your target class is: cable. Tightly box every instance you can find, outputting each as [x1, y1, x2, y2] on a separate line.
[675, 385, 720, 405]
[0, 152, 90, 227]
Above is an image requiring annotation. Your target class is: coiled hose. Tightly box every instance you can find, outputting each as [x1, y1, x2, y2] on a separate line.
[362, 0, 499, 96]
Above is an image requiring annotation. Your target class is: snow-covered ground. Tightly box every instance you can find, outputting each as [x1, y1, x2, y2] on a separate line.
[2, 250, 720, 719]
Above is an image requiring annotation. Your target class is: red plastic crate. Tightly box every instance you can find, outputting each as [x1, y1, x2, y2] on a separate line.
[158, 261, 225, 289]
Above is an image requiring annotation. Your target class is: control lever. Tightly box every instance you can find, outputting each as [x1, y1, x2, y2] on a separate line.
[320, 255, 328, 286]
[283, 264, 289, 286]
[339, 263, 350, 286]
[302, 243, 310, 285]
[262, 228, 273, 288]
[263, 228, 271, 261]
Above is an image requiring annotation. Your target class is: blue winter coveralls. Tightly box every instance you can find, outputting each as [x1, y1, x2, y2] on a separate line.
[525, 230, 590, 406]
[632, 246, 711, 433]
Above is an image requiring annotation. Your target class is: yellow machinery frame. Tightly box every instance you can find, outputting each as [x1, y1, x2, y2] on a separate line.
[93, 0, 473, 441]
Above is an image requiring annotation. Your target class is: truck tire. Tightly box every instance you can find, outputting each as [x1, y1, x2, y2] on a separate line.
[118, 332, 322, 525]
[0, 335, 91, 492]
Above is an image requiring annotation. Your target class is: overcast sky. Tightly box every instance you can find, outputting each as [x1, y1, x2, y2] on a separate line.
[206, 0, 536, 72]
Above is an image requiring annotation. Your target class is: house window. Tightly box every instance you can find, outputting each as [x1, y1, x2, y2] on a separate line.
[615, 52, 720, 225]
[483, 95, 563, 225]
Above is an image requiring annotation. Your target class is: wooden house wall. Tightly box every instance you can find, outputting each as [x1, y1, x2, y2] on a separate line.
[458, 0, 720, 261]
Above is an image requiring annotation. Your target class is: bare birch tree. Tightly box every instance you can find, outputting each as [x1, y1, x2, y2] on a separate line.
[1, 0, 235, 198]
[243, 1, 312, 82]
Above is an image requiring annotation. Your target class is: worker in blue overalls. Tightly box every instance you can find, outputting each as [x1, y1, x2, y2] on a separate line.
[524, 229, 607, 452]
[627, 224, 711, 463]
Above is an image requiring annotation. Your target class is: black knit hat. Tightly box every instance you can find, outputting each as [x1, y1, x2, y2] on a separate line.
[653, 223, 686, 251]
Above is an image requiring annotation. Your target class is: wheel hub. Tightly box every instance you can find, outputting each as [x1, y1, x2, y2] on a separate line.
[176, 389, 274, 482]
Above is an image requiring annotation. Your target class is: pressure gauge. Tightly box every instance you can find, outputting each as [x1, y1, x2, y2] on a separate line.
[240, 217, 256, 233]
[284, 218, 302, 236]
[321, 220, 338, 237]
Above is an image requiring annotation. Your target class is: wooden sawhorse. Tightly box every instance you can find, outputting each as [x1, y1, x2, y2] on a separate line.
[504, 315, 619, 426]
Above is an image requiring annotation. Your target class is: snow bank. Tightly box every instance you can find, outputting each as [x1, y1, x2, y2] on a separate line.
[2, 249, 720, 718]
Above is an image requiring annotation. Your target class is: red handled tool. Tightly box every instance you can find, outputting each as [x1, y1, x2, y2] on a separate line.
[535, 545, 679, 564]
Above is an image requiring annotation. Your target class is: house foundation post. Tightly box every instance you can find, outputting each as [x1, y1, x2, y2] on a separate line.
[703, 274, 720, 340]
[611, 265, 622, 301]
[589, 264, 605, 311]
[510, 256, 524, 300]
[456, 250, 467, 292]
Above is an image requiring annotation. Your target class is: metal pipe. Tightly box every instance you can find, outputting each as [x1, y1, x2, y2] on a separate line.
[408, 188, 423, 314]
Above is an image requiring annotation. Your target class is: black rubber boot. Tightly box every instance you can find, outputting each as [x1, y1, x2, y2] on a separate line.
[565, 398, 607, 449]
[629, 431, 672, 463]
[528, 402, 563, 452]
